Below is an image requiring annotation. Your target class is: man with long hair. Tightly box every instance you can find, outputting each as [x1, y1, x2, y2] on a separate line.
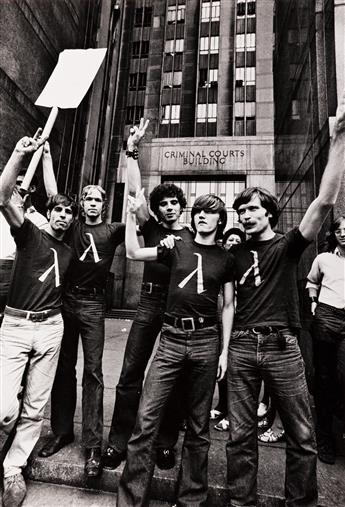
[117, 193, 234, 507]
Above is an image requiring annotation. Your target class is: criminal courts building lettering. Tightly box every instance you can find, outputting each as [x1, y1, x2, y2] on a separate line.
[164, 149, 245, 166]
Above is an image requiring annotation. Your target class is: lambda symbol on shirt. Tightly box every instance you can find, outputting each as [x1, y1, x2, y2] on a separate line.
[239, 250, 262, 286]
[178, 253, 206, 294]
[38, 248, 60, 287]
[79, 233, 101, 263]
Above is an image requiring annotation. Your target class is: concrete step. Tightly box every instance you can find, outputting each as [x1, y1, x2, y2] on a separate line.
[21, 480, 170, 506]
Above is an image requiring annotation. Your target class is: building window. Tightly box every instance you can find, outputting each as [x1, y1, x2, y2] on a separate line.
[167, 4, 185, 24]
[236, 33, 256, 50]
[135, 8, 143, 26]
[138, 72, 147, 90]
[247, 17, 256, 33]
[129, 73, 137, 90]
[201, 1, 220, 22]
[246, 84, 256, 101]
[200, 36, 219, 54]
[236, 51, 245, 67]
[246, 49, 256, 66]
[246, 66, 255, 85]
[141, 40, 149, 57]
[237, 1, 246, 17]
[246, 117, 256, 135]
[165, 38, 184, 53]
[234, 117, 244, 135]
[236, 18, 245, 34]
[126, 106, 144, 124]
[235, 86, 245, 101]
[132, 41, 141, 58]
[209, 68, 218, 85]
[247, 2, 256, 16]
[162, 104, 180, 123]
[291, 99, 300, 119]
[143, 7, 152, 26]
[199, 68, 218, 88]
[163, 71, 182, 87]
[197, 103, 217, 122]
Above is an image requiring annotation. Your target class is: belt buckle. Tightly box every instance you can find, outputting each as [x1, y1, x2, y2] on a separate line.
[181, 317, 195, 332]
[146, 282, 153, 294]
[30, 312, 46, 322]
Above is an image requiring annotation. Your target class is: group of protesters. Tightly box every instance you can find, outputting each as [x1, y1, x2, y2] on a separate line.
[0, 94, 344, 507]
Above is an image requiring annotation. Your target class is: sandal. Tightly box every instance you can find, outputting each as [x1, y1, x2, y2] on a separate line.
[210, 409, 224, 420]
[258, 428, 285, 443]
[214, 417, 229, 432]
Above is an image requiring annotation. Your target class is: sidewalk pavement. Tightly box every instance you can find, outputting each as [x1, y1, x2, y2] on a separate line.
[2, 318, 345, 506]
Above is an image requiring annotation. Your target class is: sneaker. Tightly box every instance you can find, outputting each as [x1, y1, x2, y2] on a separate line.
[317, 440, 335, 465]
[156, 448, 175, 470]
[3, 473, 27, 507]
[258, 428, 285, 443]
[102, 446, 126, 470]
[214, 417, 229, 432]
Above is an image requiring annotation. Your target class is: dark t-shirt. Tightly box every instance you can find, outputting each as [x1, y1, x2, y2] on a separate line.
[232, 227, 310, 329]
[158, 239, 234, 318]
[66, 220, 125, 289]
[8, 220, 73, 311]
[141, 217, 194, 285]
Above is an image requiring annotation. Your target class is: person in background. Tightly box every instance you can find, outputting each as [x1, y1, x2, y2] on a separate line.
[306, 215, 345, 464]
[211, 227, 245, 433]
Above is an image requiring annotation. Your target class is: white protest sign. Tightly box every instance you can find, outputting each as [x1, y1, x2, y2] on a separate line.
[35, 48, 107, 109]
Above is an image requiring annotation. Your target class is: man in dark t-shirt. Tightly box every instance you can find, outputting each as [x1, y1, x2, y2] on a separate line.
[117, 194, 235, 507]
[103, 120, 193, 471]
[39, 183, 125, 478]
[226, 93, 345, 507]
[0, 135, 77, 507]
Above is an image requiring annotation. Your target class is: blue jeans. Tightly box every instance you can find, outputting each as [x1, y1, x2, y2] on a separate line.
[226, 329, 317, 507]
[312, 303, 345, 440]
[50, 291, 105, 448]
[117, 324, 220, 507]
[109, 290, 182, 452]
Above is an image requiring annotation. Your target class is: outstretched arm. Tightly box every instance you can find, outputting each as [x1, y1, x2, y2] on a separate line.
[0, 135, 45, 228]
[217, 282, 235, 381]
[42, 141, 58, 197]
[299, 93, 345, 241]
[126, 118, 150, 226]
[126, 194, 158, 261]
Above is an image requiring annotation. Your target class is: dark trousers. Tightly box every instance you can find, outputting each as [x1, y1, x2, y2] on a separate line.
[312, 302, 345, 441]
[226, 329, 317, 507]
[50, 291, 105, 448]
[117, 325, 220, 507]
[108, 290, 182, 452]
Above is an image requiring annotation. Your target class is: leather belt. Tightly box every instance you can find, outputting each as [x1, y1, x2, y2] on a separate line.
[164, 314, 218, 332]
[250, 326, 283, 335]
[69, 286, 105, 296]
[141, 282, 166, 294]
[5, 306, 61, 322]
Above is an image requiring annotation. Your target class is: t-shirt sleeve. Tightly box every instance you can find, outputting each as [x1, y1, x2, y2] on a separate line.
[157, 244, 173, 266]
[11, 219, 36, 248]
[306, 255, 322, 290]
[110, 222, 125, 245]
[286, 227, 311, 258]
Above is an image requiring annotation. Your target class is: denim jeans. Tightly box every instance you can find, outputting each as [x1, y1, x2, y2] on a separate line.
[117, 324, 220, 507]
[108, 290, 183, 452]
[311, 303, 345, 440]
[0, 312, 63, 477]
[226, 329, 317, 507]
[50, 291, 105, 448]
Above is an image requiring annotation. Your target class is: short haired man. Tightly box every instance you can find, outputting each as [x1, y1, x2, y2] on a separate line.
[226, 95, 345, 507]
[117, 193, 234, 507]
[103, 121, 193, 470]
[307, 215, 345, 464]
[0, 136, 77, 507]
[39, 183, 125, 478]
